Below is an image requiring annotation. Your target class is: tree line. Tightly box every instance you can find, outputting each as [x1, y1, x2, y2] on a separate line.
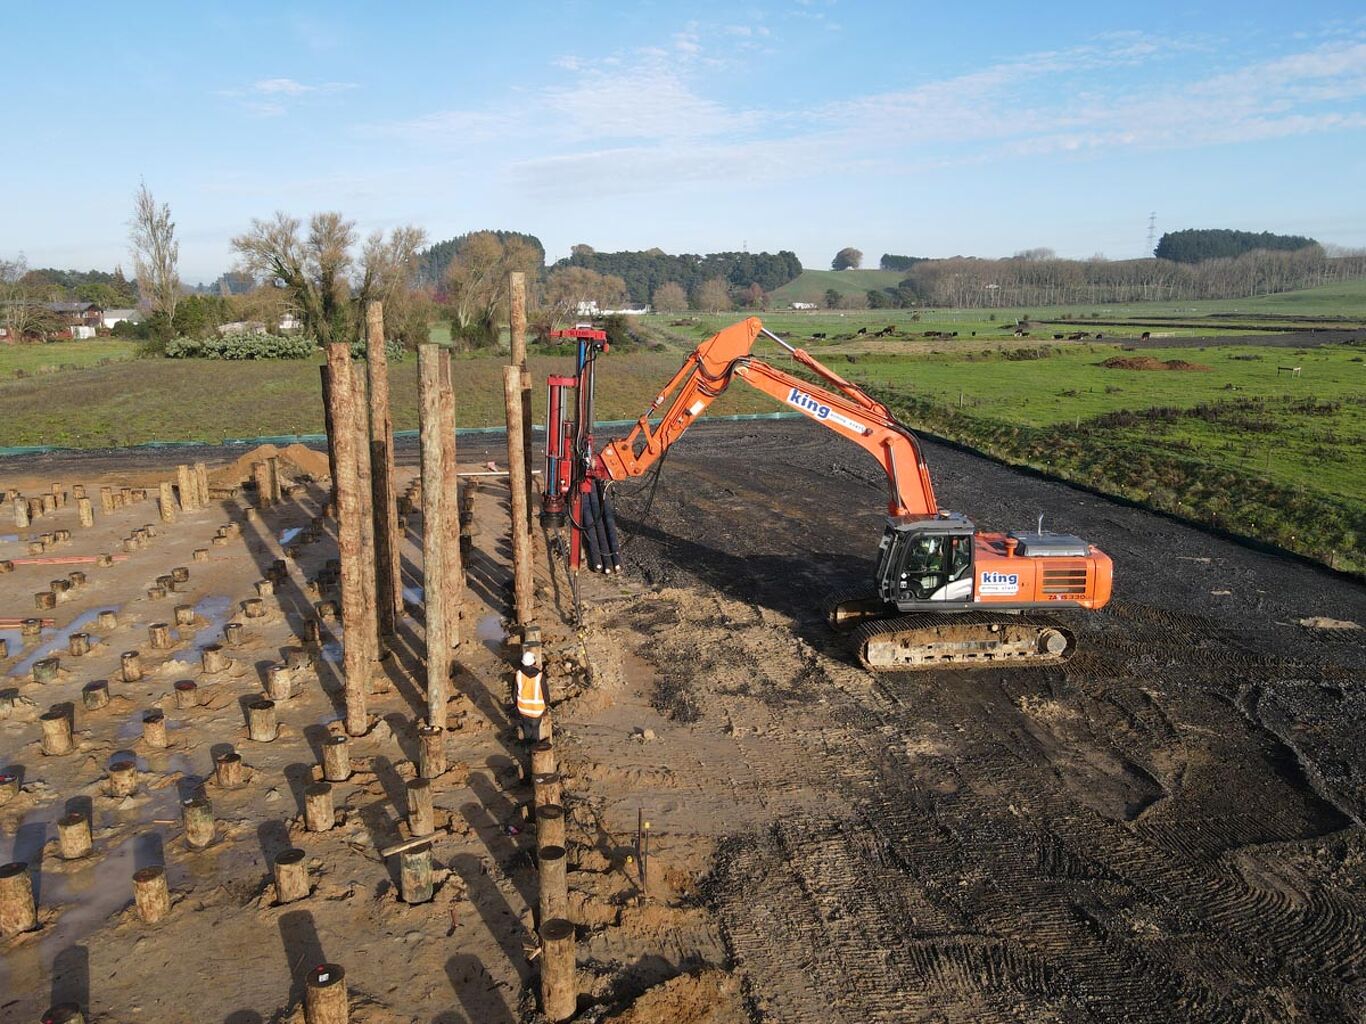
[556, 247, 802, 305]
[879, 254, 928, 272]
[1154, 229, 1317, 264]
[863, 247, 1366, 308]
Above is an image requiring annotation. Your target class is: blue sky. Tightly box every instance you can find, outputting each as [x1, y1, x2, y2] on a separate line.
[5, 1, 1366, 281]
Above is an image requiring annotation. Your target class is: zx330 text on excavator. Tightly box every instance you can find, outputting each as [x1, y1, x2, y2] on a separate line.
[540, 317, 1113, 672]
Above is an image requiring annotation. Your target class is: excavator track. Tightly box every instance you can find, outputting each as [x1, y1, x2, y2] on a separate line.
[822, 589, 892, 632]
[852, 610, 1075, 672]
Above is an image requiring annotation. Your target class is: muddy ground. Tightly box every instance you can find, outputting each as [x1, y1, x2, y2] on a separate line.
[1, 421, 1364, 1023]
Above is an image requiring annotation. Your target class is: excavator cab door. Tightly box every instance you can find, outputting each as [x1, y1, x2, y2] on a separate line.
[876, 515, 976, 608]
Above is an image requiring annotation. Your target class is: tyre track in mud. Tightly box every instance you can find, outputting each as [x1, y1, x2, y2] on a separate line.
[609, 421, 1366, 1023]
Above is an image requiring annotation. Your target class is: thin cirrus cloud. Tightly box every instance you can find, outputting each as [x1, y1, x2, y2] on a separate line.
[363, 30, 1366, 198]
[218, 77, 357, 116]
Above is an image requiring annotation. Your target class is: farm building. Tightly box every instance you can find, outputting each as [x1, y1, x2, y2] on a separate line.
[46, 300, 104, 328]
[101, 307, 141, 329]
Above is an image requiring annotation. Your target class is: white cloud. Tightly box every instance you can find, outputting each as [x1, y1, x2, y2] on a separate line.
[218, 77, 357, 116]
[360, 27, 1366, 199]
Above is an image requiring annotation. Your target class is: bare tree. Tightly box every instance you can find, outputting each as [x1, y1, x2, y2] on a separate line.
[128, 182, 181, 327]
[542, 266, 627, 327]
[231, 212, 358, 343]
[691, 277, 732, 313]
[652, 281, 688, 312]
[0, 256, 59, 341]
[443, 231, 542, 343]
[359, 226, 428, 308]
[359, 225, 429, 345]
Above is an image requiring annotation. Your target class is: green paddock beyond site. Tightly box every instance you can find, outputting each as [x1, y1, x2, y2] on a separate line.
[0, 282, 1361, 572]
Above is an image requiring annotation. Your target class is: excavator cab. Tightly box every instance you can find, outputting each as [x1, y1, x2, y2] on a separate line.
[875, 514, 977, 607]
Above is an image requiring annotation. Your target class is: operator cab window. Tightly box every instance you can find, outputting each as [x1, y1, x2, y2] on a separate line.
[897, 532, 973, 601]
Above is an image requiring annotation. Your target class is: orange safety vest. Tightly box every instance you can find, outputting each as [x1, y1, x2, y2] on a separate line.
[515, 668, 545, 718]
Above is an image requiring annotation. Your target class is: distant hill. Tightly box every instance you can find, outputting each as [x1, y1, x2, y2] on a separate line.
[769, 269, 905, 305]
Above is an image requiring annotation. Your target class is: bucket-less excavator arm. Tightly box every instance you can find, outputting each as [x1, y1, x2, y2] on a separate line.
[542, 317, 1113, 671]
[594, 317, 938, 518]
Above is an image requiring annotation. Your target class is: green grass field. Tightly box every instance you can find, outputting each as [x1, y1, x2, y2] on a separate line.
[834, 343, 1365, 501]
[1, 278, 1360, 570]
[766, 269, 1366, 325]
[0, 349, 776, 449]
[768, 268, 905, 304]
[0, 338, 137, 376]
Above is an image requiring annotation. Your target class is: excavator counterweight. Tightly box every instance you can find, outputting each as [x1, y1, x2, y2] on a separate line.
[541, 317, 1113, 671]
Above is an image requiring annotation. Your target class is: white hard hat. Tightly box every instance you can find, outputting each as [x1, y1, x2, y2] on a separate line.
[521, 650, 536, 667]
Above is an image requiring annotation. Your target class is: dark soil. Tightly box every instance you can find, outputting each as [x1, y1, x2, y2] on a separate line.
[601, 420, 1366, 1023]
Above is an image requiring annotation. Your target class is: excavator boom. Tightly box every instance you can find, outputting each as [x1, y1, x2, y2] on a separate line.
[595, 317, 938, 517]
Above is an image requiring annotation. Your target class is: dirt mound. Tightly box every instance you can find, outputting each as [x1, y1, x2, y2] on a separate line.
[1100, 356, 1212, 371]
[601, 968, 741, 1024]
[1298, 616, 1360, 630]
[211, 442, 330, 486]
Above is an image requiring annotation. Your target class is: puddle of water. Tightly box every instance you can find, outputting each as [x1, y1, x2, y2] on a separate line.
[0, 533, 19, 544]
[0, 764, 264, 996]
[8, 609, 105, 678]
[0, 829, 190, 996]
[191, 595, 235, 650]
[320, 638, 343, 666]
[477, 614, 506, 654]
[403, 585, 425, 606]
[0, 627, 23, 657]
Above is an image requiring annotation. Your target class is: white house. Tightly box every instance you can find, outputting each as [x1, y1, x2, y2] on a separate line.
[574, 301, 651, 317]
[102, 308, 141, 329]
[790, 302, 818, 310]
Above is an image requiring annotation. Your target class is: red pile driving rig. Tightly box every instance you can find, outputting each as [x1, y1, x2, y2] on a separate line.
[539, 326, 623, 605]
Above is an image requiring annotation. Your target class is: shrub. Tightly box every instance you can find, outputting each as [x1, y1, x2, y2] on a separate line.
[110, 319, 150, 339]
[348, 337, 407, 363]
[165, 333, 317, 360]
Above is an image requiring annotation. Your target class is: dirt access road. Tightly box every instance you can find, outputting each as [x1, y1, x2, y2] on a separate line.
[547, 419, 1366, 1023]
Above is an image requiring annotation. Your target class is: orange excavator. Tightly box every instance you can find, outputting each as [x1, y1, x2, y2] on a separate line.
[540, 317, 1112, 671]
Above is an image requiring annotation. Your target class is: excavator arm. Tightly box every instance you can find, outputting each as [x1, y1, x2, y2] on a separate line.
[595, 317, 939, 517]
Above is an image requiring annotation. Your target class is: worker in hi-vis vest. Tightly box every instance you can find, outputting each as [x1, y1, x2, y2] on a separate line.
[515, 649, 547, 742]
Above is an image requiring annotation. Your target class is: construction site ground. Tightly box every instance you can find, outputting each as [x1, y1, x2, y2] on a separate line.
[1, 420, 1364, 1023]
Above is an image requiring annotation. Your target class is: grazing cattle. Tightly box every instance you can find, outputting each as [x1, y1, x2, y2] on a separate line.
[1068, 332, 1085, 340]
[812, 332, 827, 339]
[856, 327, 868, 335]
[1141, 331, 1151, 340]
